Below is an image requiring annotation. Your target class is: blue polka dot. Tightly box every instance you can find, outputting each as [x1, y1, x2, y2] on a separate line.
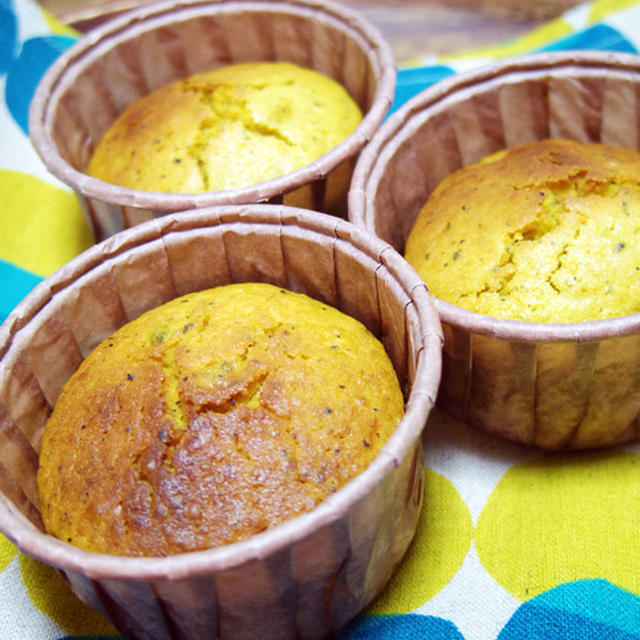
[0, 0, 18, 75]
[390, 66, 455, 117]
[5, 34, 76, 133]
[336, 614, 466, 640]
[498, 580, 640, 640]
[0, 258, 42, 324]
[537, 24, 637, 54]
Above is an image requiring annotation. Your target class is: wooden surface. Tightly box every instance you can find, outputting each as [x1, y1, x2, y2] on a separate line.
[39, 0, 585, 62]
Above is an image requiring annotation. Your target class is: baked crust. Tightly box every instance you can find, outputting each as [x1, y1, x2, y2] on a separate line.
[37, 283, 403, 556]
[405, 139, 640, 322]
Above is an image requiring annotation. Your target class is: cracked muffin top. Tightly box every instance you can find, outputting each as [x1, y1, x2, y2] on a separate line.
[404, 139, 640, 323]
[85, 61, 362, 193]
[37, 283, 404, 556]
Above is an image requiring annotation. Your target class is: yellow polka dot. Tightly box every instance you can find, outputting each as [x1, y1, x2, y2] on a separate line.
[440, 19, 572, 62]
[475, 451, 640, 601]
[0, 170, 93, 277]
[41, 9, 80, 37]
[589, 0, 640, 24]
[368, 468, 473, 613]
[0, 534, 17, 573]
[19, 553, 117, 635]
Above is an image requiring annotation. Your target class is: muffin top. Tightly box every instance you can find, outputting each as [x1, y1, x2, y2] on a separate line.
[404, 139, 640, 322]
[86, 61, 362, 193]
[37, 283, 404, 556]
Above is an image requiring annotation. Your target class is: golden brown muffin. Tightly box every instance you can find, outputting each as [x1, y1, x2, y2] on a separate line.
[37, 283, 403, 557]
[405, 139, 640, 322]
[86, 61, 362, 193]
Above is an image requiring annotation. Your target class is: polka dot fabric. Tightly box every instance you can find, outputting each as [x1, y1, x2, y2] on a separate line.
[0, 0, 92, 325]
[3, 0, 640, 638]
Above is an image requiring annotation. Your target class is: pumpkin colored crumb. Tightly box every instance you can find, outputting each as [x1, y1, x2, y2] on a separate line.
[37, 283, 403, 556]
[405, 139, 640, 322]
[87, 61, 362, 193]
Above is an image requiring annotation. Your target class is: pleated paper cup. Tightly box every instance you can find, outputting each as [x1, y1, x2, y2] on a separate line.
[0, 205, 442, 640]
[349, 50, 640, 450]
[29, 0, 396, 242]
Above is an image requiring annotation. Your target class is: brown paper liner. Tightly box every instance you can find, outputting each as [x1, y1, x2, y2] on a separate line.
[29, 0, 396, 242]
[0, 204, 442, 640]
[349, 50, 640, 450]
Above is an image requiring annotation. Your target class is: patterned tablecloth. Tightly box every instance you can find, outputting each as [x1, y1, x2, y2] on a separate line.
[3, 0, 640, 638]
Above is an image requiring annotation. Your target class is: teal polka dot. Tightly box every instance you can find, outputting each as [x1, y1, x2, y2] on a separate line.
[336, 614, 466, 639]
[498, 580, 640, 639]
[0, 0, 18, 74]
[0, 257, 42, 324]
[5, 34, 76, 133]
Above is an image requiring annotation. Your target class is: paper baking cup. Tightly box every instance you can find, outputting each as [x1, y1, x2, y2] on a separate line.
[29, 0, 396, 242]
[0, 204, 442, 640]
[349, 50, 640, 450]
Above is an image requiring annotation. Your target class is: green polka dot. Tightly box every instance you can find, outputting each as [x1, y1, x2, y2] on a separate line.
[19, 553, 116, 635]
[0, 170, 93, 276]
[0, 534, 17, 573]
[475, 451, 640, 601]
[368, 468, 473, 613]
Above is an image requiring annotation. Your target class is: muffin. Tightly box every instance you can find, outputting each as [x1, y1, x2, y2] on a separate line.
[37, 281, 404, 557]
[29, 0, 397, 241]
[0, 204, 441, 640]
[349, 51, 640, 450]
[86, 61, 363, 194]
[404, 139, 640, 323]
